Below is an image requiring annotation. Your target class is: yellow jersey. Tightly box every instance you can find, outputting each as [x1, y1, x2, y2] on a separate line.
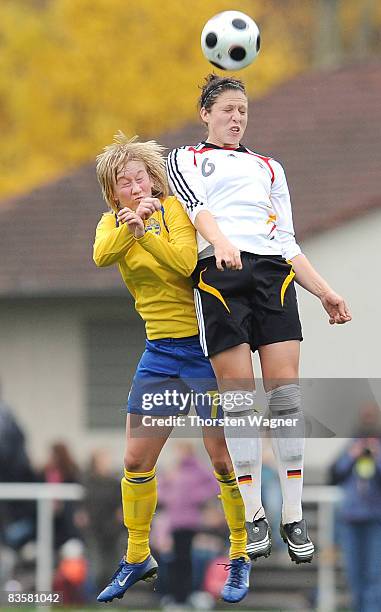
[93, 196, 198, 339]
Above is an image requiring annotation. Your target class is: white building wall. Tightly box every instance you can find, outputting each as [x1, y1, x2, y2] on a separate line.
[0, 304, 83, 466]
[0, 301, 128, 469]
[298, 208, 381, 379]
[293, 207, 381, 469]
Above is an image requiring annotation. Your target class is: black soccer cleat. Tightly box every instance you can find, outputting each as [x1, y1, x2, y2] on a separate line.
[245, 517, 272, 560]
[280, 519, 314, 564]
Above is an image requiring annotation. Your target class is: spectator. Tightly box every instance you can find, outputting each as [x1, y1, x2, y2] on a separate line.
[40, 442, 81, 549]
[80, 449, 124, 592]
[0, 385, 36, 550]
[330, 403, 381, 612]
[53, 539, 89, 604]
[149, 509, 173, 598]
[158, 443, 219, 606]
[192, 497, 228, 593]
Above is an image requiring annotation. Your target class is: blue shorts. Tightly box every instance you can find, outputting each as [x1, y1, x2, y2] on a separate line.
[127, 336, 222, 418]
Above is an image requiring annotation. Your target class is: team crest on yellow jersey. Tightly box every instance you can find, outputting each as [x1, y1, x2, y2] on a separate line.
[144, 218, 161, 235]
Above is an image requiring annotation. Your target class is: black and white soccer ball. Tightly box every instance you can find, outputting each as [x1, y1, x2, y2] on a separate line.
[201, 11, 260, 71]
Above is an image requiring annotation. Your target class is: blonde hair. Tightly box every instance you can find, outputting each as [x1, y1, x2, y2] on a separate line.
[96, 131, 169, 212]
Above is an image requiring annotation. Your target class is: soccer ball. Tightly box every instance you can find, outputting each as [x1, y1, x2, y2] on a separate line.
[201, 11, 260, 71]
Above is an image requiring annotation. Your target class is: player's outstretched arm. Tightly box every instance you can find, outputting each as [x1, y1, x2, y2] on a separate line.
[290, 253, 352, 325]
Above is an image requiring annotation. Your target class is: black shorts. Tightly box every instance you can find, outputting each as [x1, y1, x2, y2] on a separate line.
[192, 252, 303, 357]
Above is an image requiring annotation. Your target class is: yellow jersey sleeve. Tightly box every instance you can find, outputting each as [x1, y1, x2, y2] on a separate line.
[135, 197, 197, 277]
[93, 212, 136, 267]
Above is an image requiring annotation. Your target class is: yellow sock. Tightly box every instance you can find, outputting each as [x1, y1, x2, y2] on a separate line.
[121, 467, 157, 563]
[215, 470, 249, 560]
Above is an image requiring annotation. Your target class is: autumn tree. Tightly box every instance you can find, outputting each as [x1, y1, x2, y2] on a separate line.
[0, 0, 379, 200]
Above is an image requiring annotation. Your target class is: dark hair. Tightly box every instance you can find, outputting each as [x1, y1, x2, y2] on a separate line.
[48, 442, 79, 482]
[199, 74, 246, 111]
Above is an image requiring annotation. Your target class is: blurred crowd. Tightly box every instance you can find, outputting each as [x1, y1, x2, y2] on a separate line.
[1, 386, 381, 610]
[329, 403, 381, 612]
[0, 386, 274, 608]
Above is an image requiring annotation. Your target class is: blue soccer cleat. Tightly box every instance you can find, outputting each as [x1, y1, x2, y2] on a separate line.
[220, 557, 251, 603]
[97, 555, 158, 603]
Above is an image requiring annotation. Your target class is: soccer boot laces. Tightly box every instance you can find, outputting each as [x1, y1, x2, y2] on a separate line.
[220, 557, 251, 603]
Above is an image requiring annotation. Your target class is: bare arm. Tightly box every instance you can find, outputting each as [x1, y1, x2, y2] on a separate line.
[290, 253, 352, 325]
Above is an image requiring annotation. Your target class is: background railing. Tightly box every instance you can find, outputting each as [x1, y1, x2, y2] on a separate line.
[0, 483, 343, 611]
[302, 485, 343, 612]
[0, 483, 84, 593]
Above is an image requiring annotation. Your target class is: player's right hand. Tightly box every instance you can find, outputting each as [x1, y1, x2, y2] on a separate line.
[117, 206, 132, 224]
[118, 208, 145, 239]
[135, 197, 161, 220]
[213, 237, 242, 271]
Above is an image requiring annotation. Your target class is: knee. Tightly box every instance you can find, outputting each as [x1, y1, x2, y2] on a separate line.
[204, 438, 232, 475]
[124, 452, 153, 473]
[212, 459, 232, 475]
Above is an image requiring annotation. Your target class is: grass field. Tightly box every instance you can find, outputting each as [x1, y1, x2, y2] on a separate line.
[0, 608, 354, 612]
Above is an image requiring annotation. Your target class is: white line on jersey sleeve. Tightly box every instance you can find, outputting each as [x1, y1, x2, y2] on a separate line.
[167, 148, 209, 223]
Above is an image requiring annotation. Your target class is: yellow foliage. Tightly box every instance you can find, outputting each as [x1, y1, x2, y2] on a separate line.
[340, 0, 380, 53]
[0, 0, 378, 200]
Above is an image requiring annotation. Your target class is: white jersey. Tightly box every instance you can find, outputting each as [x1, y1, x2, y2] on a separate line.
[167, 142, 301, 261]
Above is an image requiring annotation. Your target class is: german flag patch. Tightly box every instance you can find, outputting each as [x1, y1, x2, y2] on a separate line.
[238, 474, 252, 484]
[287, 469, 302, 479]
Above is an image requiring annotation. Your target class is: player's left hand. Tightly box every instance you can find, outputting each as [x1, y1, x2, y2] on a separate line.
[135, 197, 161, 220]
[320, 290, 352, 325]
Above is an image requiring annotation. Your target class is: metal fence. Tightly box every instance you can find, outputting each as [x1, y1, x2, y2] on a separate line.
[0, 483, 343, 611]
[0, 483, 83, 593]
